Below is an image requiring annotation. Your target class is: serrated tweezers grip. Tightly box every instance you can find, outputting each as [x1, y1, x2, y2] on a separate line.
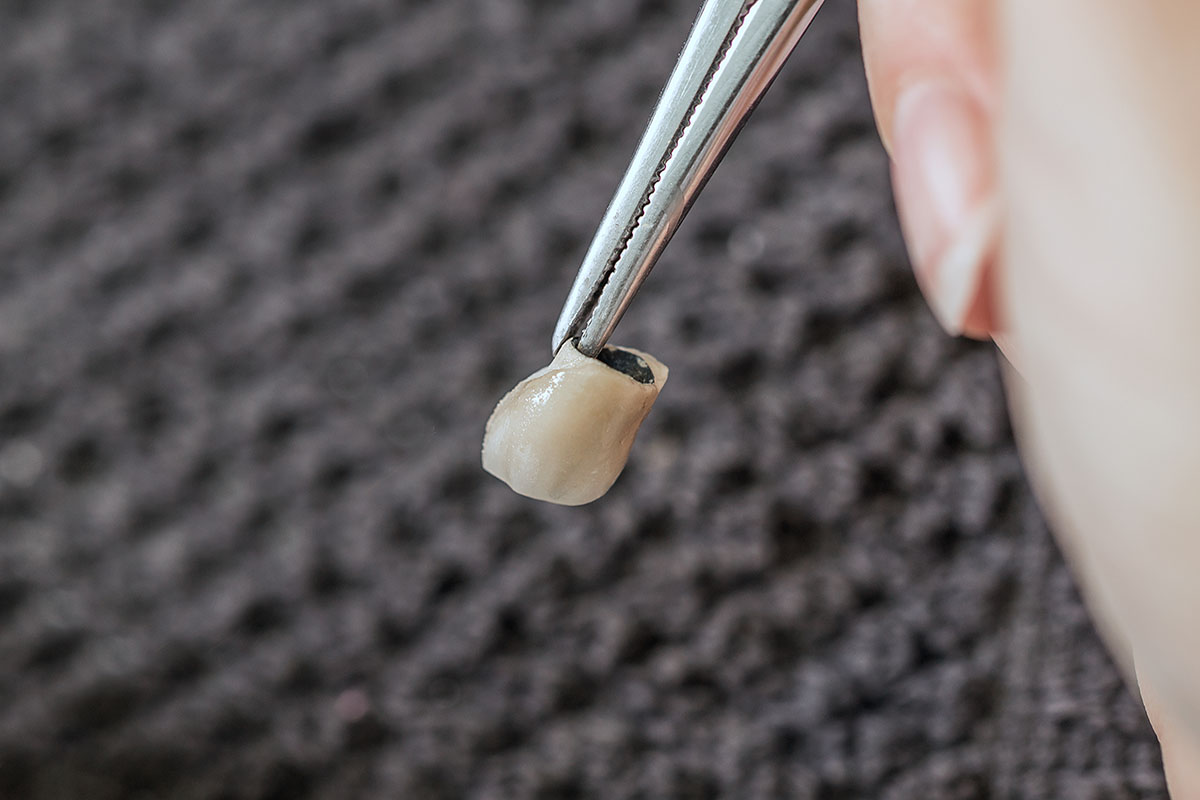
[553, 0, 825, 356]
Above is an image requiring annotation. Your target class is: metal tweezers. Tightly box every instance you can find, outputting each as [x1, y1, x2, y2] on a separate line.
[553, 0, 826, 357]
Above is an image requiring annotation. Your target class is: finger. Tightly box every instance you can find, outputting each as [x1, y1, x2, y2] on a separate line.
[857, 0, 996, 152]
[999, 0, 1200, 742]
[1140, 672, 1200, 797]
[857, 0, 1000, 338]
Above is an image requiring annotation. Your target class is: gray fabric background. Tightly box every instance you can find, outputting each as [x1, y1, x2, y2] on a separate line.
[0, 0, 1170, 797]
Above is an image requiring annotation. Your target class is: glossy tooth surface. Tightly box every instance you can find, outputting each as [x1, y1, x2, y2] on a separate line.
[482, 342, 668, 506]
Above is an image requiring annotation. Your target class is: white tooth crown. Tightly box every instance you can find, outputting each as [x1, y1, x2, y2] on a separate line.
[481, 342, 668, 506]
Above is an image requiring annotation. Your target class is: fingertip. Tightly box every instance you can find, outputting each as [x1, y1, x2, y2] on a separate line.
[960, 260, 998, 340]
[858, 0, 997, 149]
[890, 86, 998, 338]
[858, 0, 1000, 340]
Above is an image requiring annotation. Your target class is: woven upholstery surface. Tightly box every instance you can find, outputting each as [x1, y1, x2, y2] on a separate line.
[0, 0, 1168, 797]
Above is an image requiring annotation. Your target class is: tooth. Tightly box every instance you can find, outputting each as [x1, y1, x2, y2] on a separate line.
[482, 341, 668, 506]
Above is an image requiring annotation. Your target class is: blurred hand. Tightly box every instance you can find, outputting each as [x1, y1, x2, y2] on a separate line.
[858, 0, 1200, 792]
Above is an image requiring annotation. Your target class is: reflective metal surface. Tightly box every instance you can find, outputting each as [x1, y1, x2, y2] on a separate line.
[553, 0, 826, 356]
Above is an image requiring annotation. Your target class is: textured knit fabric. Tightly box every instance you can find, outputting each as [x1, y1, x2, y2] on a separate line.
[0, 1, 1169, 798]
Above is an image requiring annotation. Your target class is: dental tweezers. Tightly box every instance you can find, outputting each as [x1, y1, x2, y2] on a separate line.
[553, 0, 827, 357]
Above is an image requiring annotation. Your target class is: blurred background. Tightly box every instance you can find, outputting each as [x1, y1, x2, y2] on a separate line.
[0, 0, 1169, 798]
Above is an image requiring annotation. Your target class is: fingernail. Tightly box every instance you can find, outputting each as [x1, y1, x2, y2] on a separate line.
[891, 80, 996, 335]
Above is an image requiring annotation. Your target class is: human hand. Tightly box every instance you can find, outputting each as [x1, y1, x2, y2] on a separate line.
[857, 0, 1200, 792]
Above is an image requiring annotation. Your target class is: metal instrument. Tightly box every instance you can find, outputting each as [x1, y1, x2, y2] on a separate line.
[553, 0, 827, 356]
